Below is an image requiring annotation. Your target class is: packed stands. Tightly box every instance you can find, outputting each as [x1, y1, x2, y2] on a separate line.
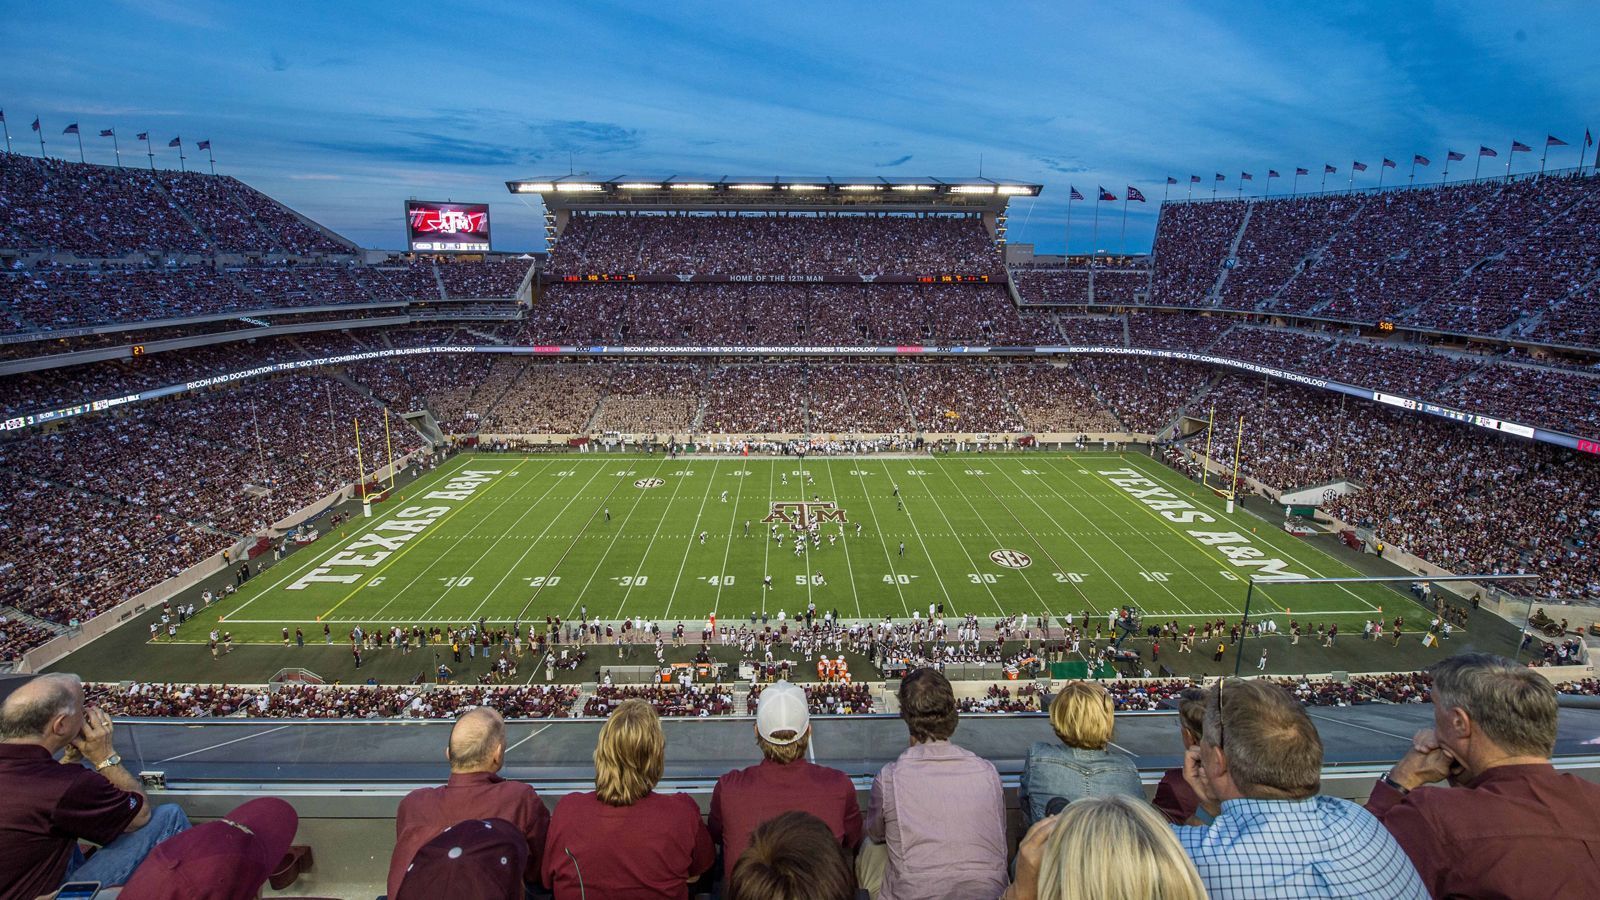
[702, 363, 805, 433]
[436, 258, 531, 298]
[1073, 356, 1214, 434]
[1001, 362, 1122, 433]
[901, 362, 1023, 433]
[84, 682, 580, 719]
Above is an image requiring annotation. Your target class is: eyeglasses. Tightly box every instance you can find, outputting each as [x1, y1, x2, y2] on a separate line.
[1214, 678, 1227, 750]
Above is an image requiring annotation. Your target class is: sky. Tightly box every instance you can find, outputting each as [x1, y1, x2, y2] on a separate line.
[4, 1, 1597, 253]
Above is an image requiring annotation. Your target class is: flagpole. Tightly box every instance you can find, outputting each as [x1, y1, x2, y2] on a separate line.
[1347, 164, 1354, 192]
[1119, 193, 1129, 254]
[74, 130, 84, 164]
[177, 138, 186, 173]
[1292, 172, 1299, 197]
[143, 133, 155, 170]
[35, 119, 45, 158]
[1377, 163, 1385, 189]
[1265, 173, 1273, 199]
[1505, 142, 1512, 180]
[2, 113, 10, 155]
[1064, 195, 1073, 256]
[110, 132, 121, 167]
[1162, 180, 1170, 204]
[1321, 169, 1328, 194]
[1409, 157, 1416, 186]
[1092, 197, 1100, 255]
[206, 143, 215, 175]
[1540, 141, 1549, 177]
[1473, 151, 1482, 182]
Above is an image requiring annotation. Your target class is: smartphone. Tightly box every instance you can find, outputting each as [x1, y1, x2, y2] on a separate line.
[56, 883, 101, 900]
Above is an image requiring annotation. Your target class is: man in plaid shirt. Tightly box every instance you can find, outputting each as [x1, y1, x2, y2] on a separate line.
[1174, 679, 1426, 899]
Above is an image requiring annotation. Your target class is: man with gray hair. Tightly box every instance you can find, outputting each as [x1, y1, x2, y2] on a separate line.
[387, 706, 550, 899]
[0, 673, 190, 898]
[1367, 652, 1600, 899]
[1176, 677, 1426, 899]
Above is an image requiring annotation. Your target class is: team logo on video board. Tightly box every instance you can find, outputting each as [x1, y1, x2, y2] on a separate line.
[762, 501, 848, 532]
[990, 549, 1032, 569]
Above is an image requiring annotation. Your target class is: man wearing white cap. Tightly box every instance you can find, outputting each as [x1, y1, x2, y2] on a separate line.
[707, 681, 862, 886]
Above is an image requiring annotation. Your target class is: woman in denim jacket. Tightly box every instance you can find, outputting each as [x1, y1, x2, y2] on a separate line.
[1019, 681, 1144, 825]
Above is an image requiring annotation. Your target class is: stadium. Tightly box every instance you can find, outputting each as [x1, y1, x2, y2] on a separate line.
[2, 7, 1599, 900]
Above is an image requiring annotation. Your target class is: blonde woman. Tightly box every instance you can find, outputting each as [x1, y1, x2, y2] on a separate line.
[1005, 795, 1208, 900]
[1019, 682, 1143, 825]
[542, 700, 714, 898]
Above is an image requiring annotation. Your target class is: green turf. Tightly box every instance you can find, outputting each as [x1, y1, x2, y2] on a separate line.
[177, 451, 1409, 644]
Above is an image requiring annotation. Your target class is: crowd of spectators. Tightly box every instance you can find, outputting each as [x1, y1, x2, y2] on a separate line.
[82, 681, 580, 719]
[1126, 311, 1234, 351]
[1000, 362, 1123, 433]
[436, 258, 532, 299]
[584, 683, 737, 717]
[1073, 355, 1214, 434]
[0, 613, 59, 662]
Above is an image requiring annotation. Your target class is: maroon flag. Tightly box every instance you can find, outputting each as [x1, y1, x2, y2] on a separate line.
[1189, 175, 1201, 183]
[30, 117, 39, 132]
[1069, 186, 1084, 200]
[1381, 158, 1396, 168]
[1126, 185, 1146, 202]
[1545, 135, 1566, 147]
[168, 136, 181, 147]
[99, 128, 114, 137]
[1447, 150, 1465, 161]
[1510, 140, 1531, 153]
[136, 131, 149, 141]
[1268, 170, 1281, 178]
[1586, 129, 1593, 148]
[62, 123, 79, 135]
[1352, 161, 1367, 171]
[1295, 167, 1309, 176]
[1324, 164, 1336, 173]
[1097, 186, 1116, 201]
[1414, 154, 1430, 166]
[1166, 176, 1178, 185]
[1479, 146, 1497, 157]
[1240, 172, 1252, 180]
[197, 140, 211, 150]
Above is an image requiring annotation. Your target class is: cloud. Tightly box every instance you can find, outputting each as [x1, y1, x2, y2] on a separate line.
[287, 173, 342, 181]
[299, 132, 535, 167]
[525, 120, 642, 161]
[268, 50, 289, 72]
[874, 154, 913, 168]
[1035, 156, 1089, 175]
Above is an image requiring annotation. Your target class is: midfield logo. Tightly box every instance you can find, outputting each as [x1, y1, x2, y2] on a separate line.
[762, 501, 848, 532]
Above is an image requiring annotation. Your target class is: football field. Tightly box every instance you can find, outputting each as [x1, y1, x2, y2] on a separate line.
[179, 451, 1399, 643]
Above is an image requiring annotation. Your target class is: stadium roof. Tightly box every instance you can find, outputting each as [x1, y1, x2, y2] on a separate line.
[507, 174, 1042, 212]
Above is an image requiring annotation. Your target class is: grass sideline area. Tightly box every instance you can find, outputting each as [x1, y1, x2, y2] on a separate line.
[174, 450, 1414, 640]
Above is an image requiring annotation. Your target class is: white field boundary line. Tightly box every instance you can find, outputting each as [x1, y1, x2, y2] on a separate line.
[659, 460, 723, 621]
[893, 460, 1005, 614]
[854, 462, 930, 617]
[460, 460, 613, 623]
[928, 459, 1051, 615]
[712, 456, 752, 616]
[563, 457, 673, 619]
[375, 457, 557, 621]
[1126, 455, 1383, 614]
[822, 460, 864, 619]
[223, 454, 480, 618]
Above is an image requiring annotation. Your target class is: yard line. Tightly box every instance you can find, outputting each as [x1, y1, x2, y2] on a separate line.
[928, 459, 1050, 614]
[1033, 457, 1236, 610]
[852, 462, 921, 617]
[659, 459, 723, 621]
[215, 607, 1389, 626]
[893, 460, 1004, 614]
[712, 456, 751, 615]
[460, 460, 612, 623]
[1013, 458, 1196, 615]
[373, 458, 559, 621]
[761, 461, 775, 597]
[932, 459, 1070, 624]
[504, 722, 555, 753]
[561, 457, 673, 620]
[1123, 456, 1383, 614]
[319, 458, 535, 621]
[224, 454, 478, 618]
[821, 460, 863, 618]
[157, 724, 292, 763]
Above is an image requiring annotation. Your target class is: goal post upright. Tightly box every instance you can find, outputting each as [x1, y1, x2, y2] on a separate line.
[1231, 572, 1541, 676]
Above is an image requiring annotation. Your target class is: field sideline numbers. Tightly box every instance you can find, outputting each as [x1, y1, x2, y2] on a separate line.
[883, 574, 917, 584]
[968, 573, 1000, 583]
[554, 470, 575, 477]
[795, 574, 826, 585]
[440, 576, 474, 587]
[612, 575, 648, 587]
[671, 470, 695, 476]
[366, 576, 386, 588]
[698, 575, 735, 586]
[613, 470, 636, 477]
[906, 468, 928, 476]
[1053, 572, 1087, 583]
[524, 576, 561, 587]
[1139, 571, 1171, 582]
[964, 469, 987, 476]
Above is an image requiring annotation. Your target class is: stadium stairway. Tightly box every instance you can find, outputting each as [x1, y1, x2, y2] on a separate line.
[0, 604, 70, 637]
[426, 261, 447, 301]
[1206, 203, 1254, 305]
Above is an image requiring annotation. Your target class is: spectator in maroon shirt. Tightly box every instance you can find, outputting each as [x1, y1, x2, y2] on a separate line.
[709, 681, 862, 884]
[1367, 653, 1600, 899]
[728, 811, 857, 900]
[1151, 687, 1206, 825]
[542, 700, 713, 899]
[0, 674, 190, 900]
[388, 707, 550, 899]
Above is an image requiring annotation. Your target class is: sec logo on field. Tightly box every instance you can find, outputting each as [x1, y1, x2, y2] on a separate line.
[634, 478, 664, 489]
[990, 549, 1032, 569]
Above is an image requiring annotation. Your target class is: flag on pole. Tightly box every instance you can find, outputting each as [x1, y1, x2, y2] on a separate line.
[1189, 175, 1201, 183]
[1381, 158, 1396, 168]
[1240, 172, 1252, 180]
[1097, 186, 1116, 201]
[1447, 150, 1465, 161]
[30, 117, 40, 132]
[1414, 154, 1430, 166]
[0, 110, 5, 122]
[1352, 161, 1367, 171]
[1295, 167, 1309, 176]
[197, 140, 211, 150]
[1324, 164, 1336, 173]
[1479, 146, 1497, 157]
[1166, 176, 1177, 185]
[1546, 135, 1567, 147]
[1214, 173, 1225, 181]
[1587, 129, 1594, 147]
[1268, 170, 1281, 178]
[1126, 186, 1146, 201]
[99, 128, 114, 137]
[1069, 186, 1084, 200]
[168, 137, 182, 147]
[1510, 141, 1531, 153]
[62, 123, 79, 135]
[136, 131, 149, 141]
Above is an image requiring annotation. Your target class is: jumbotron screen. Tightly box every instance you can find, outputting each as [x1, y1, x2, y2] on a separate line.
[406, 200, 490, 252]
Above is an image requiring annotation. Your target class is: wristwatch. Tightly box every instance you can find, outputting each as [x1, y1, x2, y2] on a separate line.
[1379, 771, 1410, 795]
[94, 754, 123, 771]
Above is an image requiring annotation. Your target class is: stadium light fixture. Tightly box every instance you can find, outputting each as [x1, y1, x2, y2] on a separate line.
[670, 183, 716, 190]
[729, 184, 775, 191]
[618, 183, 662, 190]
[554, 183, 604, 192]
[996, 185, 1034, 195]
[891, 184, 935, 192]
[518, 183, 556, 193]
[783, 184, 824, 191]
[839, 184, 880, 192]
[949, 185, 995, 194]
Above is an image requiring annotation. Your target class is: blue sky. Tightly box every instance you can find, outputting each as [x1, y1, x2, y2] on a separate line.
[5, 1, 1596, 252]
